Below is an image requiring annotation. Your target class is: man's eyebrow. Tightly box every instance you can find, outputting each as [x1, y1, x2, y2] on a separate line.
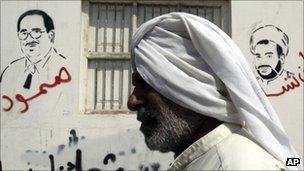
[20, 29, 27, 32]
[31, 28, 42, 31]
[265, 52, 273, 55]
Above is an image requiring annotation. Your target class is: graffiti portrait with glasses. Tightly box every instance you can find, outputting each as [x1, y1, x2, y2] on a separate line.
[0, 10, 71, 113]
[250, 25, 304, 96]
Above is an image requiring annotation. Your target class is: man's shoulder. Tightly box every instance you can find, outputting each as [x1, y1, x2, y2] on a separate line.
[184, 129, 286, 170]
[41, 48, 67, 71]
[0, 57, 25, 83]
[215, 129, 286, 170]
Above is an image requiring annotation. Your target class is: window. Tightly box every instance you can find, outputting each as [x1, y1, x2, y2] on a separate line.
[81, 0, 230, 114]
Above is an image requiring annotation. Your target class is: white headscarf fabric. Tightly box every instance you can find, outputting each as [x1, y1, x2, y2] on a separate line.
[131, 12, 301, 170]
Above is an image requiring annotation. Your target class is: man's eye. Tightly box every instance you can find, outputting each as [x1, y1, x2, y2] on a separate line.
[256, 55, 261, 58]
[267, 55, 272, 58]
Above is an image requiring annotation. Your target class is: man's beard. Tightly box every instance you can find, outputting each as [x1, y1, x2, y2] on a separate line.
[137, 97, 205, 153]
[257, 60, 282, 80]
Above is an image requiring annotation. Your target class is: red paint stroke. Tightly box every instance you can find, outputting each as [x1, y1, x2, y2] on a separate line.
[266, 51, 304, 97]
[2, 67, 71, 113]
[2, 95, 13, 111]
[15, 94, 28, 113]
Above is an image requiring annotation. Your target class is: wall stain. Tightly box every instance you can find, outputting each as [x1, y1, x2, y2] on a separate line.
[151, 162, 160, 171]
[57, 144, 65, 154]
[26, 150, 32, 153]
[131, 147, 136, 154]
[118, 151, 125, 156]
[69, 129, 79, 147]
[139, 164, 144, 170]
[139, 163, 149, 171]
[139, 162, 161, 171]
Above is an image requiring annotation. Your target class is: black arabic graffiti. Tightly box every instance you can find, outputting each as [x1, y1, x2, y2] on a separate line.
[22, 149, 161, 171]
[2, 149, 161, 171]
[103, 153, 116, 165]
[2, 129, 162, 171]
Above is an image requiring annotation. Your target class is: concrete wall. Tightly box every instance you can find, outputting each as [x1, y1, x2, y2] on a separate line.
[231, 0, 304, 162]
[0, 1, 173, 170]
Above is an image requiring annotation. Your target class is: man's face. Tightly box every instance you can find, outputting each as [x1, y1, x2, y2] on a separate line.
[19, 15, 53, 60]
[127, 72, 205, 153]
[253, 42, 282, 79]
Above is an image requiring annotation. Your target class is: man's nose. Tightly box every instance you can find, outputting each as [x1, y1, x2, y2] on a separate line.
[127, 89, 146, 111]
[257, 57, 265, 65]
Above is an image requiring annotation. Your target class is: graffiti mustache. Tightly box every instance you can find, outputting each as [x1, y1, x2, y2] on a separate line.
[258, 65, 272, 69]
[26, 41, 39, 47]
[257, 64, 280, 75]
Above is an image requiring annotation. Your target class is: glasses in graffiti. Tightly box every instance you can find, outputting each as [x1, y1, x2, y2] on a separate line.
[18, 29, 46, 40]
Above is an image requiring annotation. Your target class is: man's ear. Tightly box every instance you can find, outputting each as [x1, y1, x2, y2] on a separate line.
[48, 30, 55, 43]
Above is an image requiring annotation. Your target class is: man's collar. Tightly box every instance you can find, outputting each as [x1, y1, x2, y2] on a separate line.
[257, 69, 293, 84]
[168, 123, 241, 170]
[24, 47, 54, 74]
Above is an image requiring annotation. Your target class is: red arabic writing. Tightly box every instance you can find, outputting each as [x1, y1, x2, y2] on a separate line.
[2, 67, 71, 113]
[266, 51, 304, 97]
[2, 95, 13, 111]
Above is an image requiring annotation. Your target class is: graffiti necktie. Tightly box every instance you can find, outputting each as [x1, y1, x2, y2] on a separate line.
[23, 73, 32, 89]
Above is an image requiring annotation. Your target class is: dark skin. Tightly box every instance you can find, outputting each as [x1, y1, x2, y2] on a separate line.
[127, 71, 223, 156]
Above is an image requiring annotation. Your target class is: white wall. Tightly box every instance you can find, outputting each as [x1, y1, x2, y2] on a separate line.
[0, 1, 173, 170]
[231, 0, 303, 163]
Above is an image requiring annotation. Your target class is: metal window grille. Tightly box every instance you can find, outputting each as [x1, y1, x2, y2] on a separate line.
[85, 1, 229, 113]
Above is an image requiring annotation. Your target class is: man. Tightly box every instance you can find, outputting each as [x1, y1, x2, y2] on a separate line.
[128, 13, 301, 170]
[249, 25, 293, 93]
[0, 10, 70, 113]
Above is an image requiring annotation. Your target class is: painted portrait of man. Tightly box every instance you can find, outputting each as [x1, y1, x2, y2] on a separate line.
[0, 10, 66, 89]
[0, 9, 70, 114]
[249, 25, 293, 85]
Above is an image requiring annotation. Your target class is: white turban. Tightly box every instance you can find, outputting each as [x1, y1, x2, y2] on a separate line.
[131, 12, 301, 170]
[250, 25, 289, 56]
